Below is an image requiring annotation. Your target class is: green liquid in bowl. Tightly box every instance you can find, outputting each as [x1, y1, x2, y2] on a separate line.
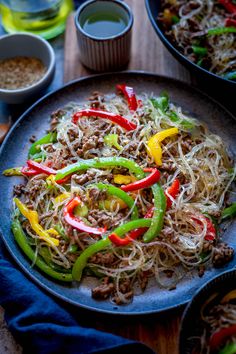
[82, 12, 127, 38]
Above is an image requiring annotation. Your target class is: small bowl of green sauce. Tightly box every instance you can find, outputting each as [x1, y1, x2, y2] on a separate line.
[75, 0, 133, 71]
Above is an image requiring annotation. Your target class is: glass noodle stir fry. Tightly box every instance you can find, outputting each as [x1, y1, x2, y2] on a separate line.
[196, 289, 236, 354]
[159, 0, 236, 81]
[4, 85, 236, 304]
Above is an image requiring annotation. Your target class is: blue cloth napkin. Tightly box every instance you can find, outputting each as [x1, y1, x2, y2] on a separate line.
[0, 241, 154, 354]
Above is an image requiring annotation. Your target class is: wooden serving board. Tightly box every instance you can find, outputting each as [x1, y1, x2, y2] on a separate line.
[63, 2, 184, 354]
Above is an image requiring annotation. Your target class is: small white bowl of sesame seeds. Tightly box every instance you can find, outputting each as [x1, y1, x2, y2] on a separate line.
[0, 33, 55, 104]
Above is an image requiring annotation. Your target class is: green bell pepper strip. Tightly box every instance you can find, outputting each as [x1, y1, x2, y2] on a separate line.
[72, 238, 111, 281]
[221, 202, 236, 220]
[208, 26, 236, 35]
[38, 247, 72, 273]
[68, 244, 78, 253]
[28, 132, 57, 157]
[12, 215, 73, 282]
[149, 96, 195, 130]
[30, 152, 46, 160]
[167, 111, 195, 130]
[171, 15, 179, 24]
[72, 218, 152, 281]
[192, 45, 207, 56]
[150, 93, 169, 112]
[224, 71, 236, 81]
[219, 343, 236, 354]
[54, 224, 69, 241]
[142, 183, 166, 243]
[89, 182, 138, 220]
[104, 134, 122, 151]
[3, 167, 23, 176]
[55, 157, 145, 182]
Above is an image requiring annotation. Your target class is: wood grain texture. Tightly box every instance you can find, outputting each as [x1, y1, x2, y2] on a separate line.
[63, 1, 185, 353]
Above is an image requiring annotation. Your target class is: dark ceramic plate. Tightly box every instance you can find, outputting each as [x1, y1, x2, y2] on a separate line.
[0, 72, 235, 315]
[179, 270, 236, 353]
[145, 0, 236, 89]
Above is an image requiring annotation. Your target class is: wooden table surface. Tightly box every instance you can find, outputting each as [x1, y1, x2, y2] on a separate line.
[63, 1, 191, 353]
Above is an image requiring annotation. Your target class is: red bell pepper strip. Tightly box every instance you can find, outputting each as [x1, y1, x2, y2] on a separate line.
[116, 84, 138, 111]
[26, 160, 70, 184]
[21, 166, 39, 176]
[27, 160, 56, 175]
[64, 197, 106, 235]
[120, 168, 161, 192]
[219, 0, 236, 15]
[56, 174, 72, 185]
[109, 207, 154, 246]
[209, 325, 236, 351]
[137, 99, 143, 108]
[72, 109, 137, 131]
[165, 178, 180, 209]
[225, 18, 236, 27]
[192, 215, 216, 241]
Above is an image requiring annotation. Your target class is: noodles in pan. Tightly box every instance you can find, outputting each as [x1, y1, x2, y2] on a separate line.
[159, 0, 236, 81]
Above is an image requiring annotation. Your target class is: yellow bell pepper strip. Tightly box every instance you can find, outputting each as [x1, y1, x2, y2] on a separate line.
[221, 290, 236, 304]
[147, 127, 179, 166]
[54, 192, 71, 204]
[104, 134, 122, 151]
[114, 174, 137, 185]
[14, 198, 59, 247]
[47, 228, 59, 236]
[12, 215, 72, 282]
[101, 196, 127, 212]
[89, 182, 138, 220]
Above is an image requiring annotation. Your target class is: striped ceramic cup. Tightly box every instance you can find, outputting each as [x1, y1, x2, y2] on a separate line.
[75, 0, 133, 71]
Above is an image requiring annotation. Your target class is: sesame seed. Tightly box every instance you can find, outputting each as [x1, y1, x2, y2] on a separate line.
[0, 56, 46, 90]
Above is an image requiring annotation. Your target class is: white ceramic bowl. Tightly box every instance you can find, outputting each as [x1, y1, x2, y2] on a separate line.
[0, 33, 55, 104]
